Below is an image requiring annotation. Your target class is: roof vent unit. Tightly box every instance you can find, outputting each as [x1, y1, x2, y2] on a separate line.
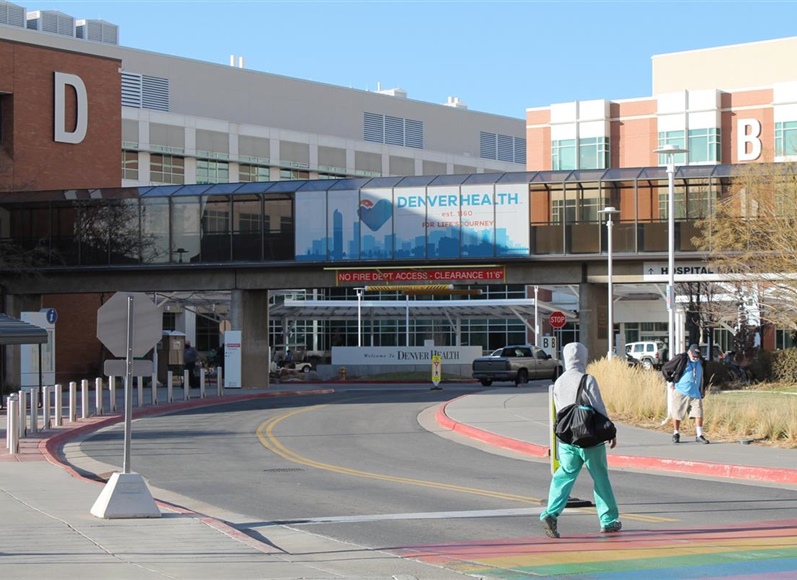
[0, 1, 26, 27]
[76, 18, 118, 44]
[26, 10, 75, 36]
[444, 96, 468, 109]
[375, 87, 408, 98]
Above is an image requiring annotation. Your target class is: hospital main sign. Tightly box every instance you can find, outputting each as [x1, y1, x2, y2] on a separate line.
[642, 261, 717, 281]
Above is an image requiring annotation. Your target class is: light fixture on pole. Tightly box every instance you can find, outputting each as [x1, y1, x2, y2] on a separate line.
[599, 206, 620, 358]
[654, 143, 688, 360]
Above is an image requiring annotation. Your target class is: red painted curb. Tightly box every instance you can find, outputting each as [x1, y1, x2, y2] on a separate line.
[435, 398, 797, 485]
[435, 396, 549, 459]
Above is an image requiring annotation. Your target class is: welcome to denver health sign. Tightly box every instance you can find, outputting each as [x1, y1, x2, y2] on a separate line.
[332, 346, 484, 366]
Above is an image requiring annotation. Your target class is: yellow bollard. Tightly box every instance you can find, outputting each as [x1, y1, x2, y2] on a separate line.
[338, 366, 347, 380]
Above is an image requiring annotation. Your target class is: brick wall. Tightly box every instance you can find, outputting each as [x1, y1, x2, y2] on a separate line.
[0, 39, 121, 192]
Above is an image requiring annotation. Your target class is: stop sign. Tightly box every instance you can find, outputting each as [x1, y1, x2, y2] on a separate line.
[549, 311, 567, 329]
[97, 292, 163, 357]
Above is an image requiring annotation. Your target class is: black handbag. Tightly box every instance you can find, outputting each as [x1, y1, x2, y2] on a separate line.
[554, 374, 617, 448]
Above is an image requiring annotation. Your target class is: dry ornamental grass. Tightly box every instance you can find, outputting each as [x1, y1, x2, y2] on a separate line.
[588, 357, 797, 449]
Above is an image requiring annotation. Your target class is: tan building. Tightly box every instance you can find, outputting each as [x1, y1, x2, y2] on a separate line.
[527, 36, 797, 174]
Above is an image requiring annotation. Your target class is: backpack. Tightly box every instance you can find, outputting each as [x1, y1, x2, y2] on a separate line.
[554, 374, 617, 448]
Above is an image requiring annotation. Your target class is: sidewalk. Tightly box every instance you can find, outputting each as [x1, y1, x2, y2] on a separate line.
[436, 384, 797, 487]
[0, 385, 465, 580]
[1, 381, 795, 580]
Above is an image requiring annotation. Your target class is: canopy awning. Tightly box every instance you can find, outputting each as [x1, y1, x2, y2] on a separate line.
[270, 298, 577, 322]
[0, 313, 48, 345]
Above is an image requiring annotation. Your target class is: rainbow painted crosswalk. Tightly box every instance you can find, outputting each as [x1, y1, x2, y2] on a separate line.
[394, 520, 797, 579]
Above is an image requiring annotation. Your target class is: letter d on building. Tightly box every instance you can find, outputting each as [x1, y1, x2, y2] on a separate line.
[54, 72, 88, 144]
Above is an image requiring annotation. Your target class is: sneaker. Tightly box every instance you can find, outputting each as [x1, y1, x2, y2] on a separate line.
[672, 433, 680, 444]
[601, 520, 622, 533]
[541, 515, 560, 538]
[696, 435, 710, 444]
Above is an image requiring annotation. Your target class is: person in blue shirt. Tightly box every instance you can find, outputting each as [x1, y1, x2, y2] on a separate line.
[662, 344, 709, 444]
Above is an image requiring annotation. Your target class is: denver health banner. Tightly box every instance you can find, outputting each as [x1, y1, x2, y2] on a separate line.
[332, 345, 484, 366]
[295, 183, 529, 260]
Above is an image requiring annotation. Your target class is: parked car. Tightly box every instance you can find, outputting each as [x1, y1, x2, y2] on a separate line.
[700, 344, 724, 361]
[625, 340, 668, 370]
[472, 345, 561, 386]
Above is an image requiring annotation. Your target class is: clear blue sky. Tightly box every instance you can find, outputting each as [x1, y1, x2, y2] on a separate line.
[32, 1, 797, 118]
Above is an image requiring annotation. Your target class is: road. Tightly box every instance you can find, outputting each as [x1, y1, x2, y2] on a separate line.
[72, 385, 797, 578]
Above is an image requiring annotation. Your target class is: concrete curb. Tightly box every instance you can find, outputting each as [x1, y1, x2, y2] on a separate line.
[436, 397, 797, 485]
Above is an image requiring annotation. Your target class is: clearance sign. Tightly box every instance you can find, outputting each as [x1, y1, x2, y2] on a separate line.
[336, 267, 505, 284]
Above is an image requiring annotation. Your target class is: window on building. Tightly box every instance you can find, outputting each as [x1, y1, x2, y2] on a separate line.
[657, 183, 711, 220]
[204, 209, 230, 234]
[196, 159, 229, 184]
[657, 130, 687, 165]
[551, 137, 609, 171]
[552, 139, 576, 170]
[688, 128, 721, 164]
[0, 93, 6, 146]
[280, 168, 309, 181]
[122, 150, 139, 180]
[578, 137, 610, 170]
[775, 121, 797, 157]
[150, 154, 184, 184]
[238, 164, 270, 182]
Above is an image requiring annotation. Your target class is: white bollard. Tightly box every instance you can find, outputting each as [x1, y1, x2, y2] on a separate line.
[54, 383, 63, 427]
[167, 371, 174, 403]
[42, 386, 51, 430]
[183, 369, 190, 401]
[7, 393, 19, 454]
[217, 366, 223, 397]
[95, 377, 104, 416]
[18, 389, 27, 438]
[109, 376, 117, 413]
[151, 372, 159, 405]
[29, 388, 39, 434]
[81, 379, 89, 419]
[200, 368, 206, 399]
[137, 375, 144, 407]
[68, 381, 77, 422]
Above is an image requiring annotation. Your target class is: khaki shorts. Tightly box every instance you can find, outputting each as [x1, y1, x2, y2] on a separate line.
[669, 388, 703, 420]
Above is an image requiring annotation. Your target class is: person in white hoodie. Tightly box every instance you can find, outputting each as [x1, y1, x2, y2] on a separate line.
[539, 342, 621, 538]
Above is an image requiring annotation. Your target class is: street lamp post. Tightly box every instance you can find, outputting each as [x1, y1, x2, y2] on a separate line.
[355, 288, 364, 347]
[599, 207, 620, 358]
[534, 285, 540, 346]
[654, 144, 688, 360]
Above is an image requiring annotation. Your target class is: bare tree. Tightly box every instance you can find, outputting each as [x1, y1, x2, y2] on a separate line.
[695, 163, 797, 330]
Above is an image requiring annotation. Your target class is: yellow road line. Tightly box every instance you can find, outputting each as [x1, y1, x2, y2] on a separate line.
[256, 404, 676, 523]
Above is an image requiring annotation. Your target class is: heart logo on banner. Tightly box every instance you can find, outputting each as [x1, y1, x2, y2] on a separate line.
[358, 199, 393, 231]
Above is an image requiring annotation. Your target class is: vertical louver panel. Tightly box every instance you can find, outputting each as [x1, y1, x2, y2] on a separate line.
[480, 132, 497, 160]
[121, 72, 143, 108]
[385, 116, 404, 146]
[514, 137, 527, 164]
[0, 2, 25, 27]
[39, 11, 74, 36]
[364, 112, 384, 143]
[497, 134, 514, 162]
[405, 119, 423, 149]
[141, 75, 169, 111]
